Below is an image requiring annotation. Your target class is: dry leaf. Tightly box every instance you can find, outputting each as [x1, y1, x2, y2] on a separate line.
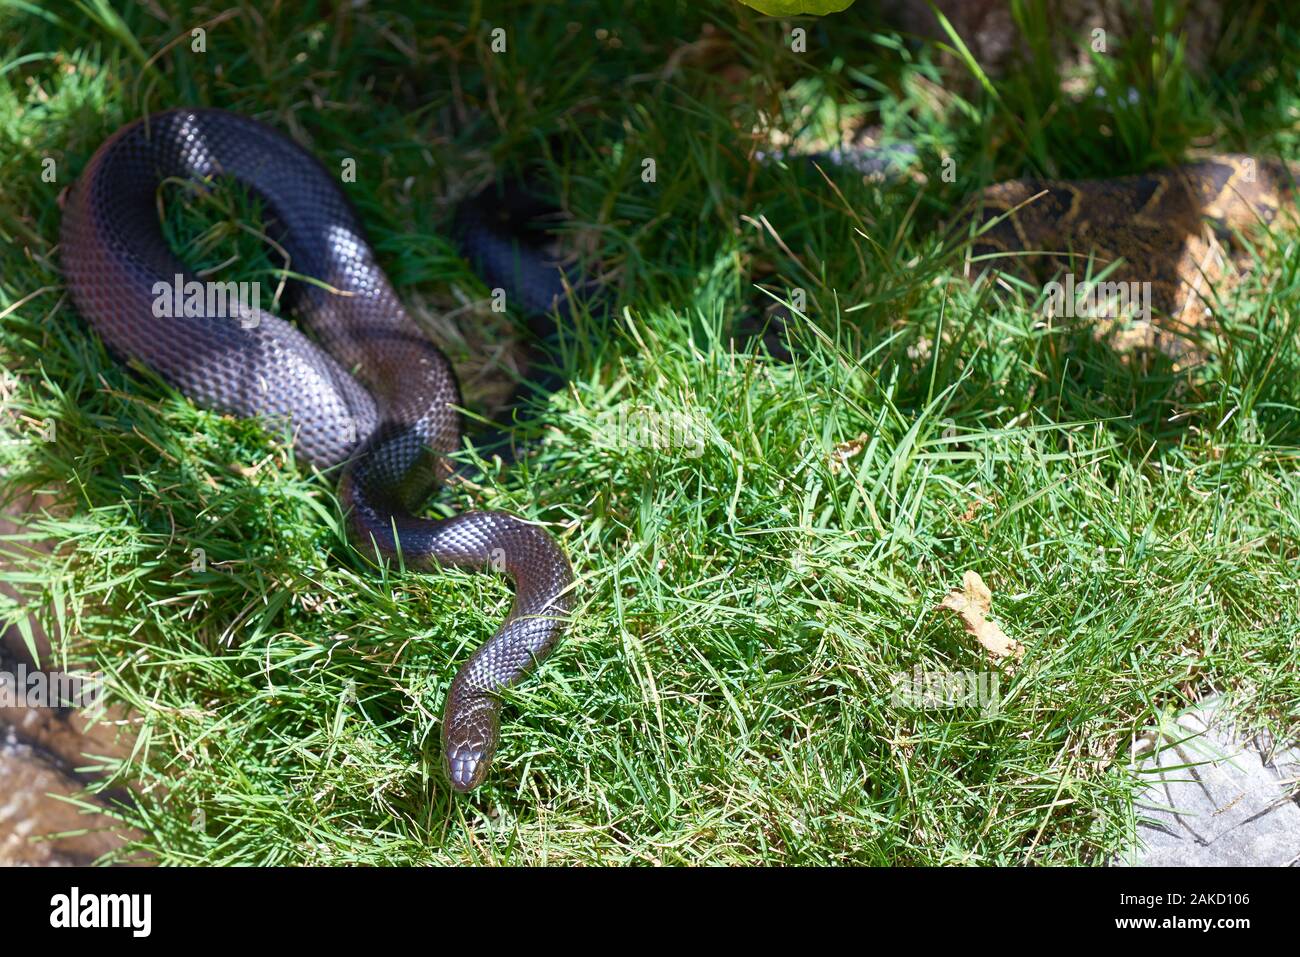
[829, 432, 869, 474]
[935, 571, 1024, 661]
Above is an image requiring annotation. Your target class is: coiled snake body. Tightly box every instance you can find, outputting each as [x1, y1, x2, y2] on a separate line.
[60, 108, 573, 792]
[969, 154, 1297, 323]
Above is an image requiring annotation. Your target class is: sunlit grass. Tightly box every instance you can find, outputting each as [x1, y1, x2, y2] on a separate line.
[0, 0, 1297, 864]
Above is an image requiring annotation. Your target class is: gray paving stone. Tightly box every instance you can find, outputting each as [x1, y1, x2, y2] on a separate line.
[1117, 696, 1300, 866]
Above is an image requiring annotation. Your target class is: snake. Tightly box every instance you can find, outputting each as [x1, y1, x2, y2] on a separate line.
[59, 107, 575, 793]
[966, 154, 1297, 325]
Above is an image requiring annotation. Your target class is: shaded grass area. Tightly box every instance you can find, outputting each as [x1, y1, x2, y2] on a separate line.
[0, 0, 1297, 863]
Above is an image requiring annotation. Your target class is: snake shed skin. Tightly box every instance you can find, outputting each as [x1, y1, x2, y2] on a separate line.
[60, 108, 574, 792]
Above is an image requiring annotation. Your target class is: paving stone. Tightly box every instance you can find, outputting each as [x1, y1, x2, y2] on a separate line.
[1117, 696, 1300, 867]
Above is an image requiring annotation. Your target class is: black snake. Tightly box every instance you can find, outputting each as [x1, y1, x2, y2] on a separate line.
[60, 108, 575, 793]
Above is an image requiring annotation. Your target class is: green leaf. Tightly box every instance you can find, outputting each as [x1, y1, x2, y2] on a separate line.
[736, 0, 856, 15]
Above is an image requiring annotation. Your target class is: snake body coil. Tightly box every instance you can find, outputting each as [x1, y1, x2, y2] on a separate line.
[60, 108, 573, 792]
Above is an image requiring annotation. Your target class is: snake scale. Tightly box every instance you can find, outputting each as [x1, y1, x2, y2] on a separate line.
[60, 108, 573, 793]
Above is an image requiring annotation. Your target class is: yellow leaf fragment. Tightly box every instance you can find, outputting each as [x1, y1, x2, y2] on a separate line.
[935, 571, 1023, 661]
[829, 432, 869, 474]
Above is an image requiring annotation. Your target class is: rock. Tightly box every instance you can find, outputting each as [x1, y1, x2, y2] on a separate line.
[1117, 696, 1300, 867]
[0, 489, 148, 865]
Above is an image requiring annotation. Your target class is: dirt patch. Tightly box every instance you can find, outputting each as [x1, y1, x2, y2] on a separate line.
[0, 493, 147, 865]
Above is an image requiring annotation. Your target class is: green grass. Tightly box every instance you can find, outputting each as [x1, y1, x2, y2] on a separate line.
[1, 0, 1298, 864]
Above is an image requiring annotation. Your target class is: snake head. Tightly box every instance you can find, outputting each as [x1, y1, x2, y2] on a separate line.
[444, 742, 489, 793]
[442, 692, 501, 793]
